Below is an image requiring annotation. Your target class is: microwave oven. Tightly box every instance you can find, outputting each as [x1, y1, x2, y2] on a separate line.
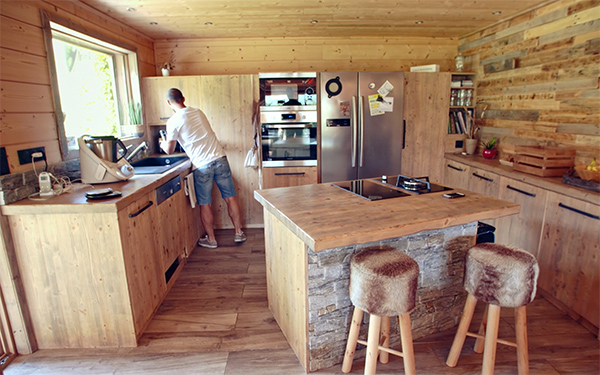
[260, 110, 317, 167]
[259, 72, 317, 110]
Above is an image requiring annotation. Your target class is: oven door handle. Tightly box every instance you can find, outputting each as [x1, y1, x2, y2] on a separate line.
[261, 124, 315, 129]
[351, 96, 357, 168]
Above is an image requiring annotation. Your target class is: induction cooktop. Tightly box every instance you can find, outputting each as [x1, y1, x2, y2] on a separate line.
[331, 179, 410, 200]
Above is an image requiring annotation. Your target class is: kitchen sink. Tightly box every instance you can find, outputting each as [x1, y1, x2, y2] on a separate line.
[130, 155, 189, 174]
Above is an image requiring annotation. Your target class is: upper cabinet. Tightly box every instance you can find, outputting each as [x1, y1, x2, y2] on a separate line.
[141, 77, 201, 125]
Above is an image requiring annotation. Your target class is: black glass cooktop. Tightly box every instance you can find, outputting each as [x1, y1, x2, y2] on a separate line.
[377, 174, 453, 194]
[331, 179, 410, 201]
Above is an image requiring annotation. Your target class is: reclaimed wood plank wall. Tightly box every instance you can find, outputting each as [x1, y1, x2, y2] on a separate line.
[153, 36, 458, 75]
[459, 0, 600, 165]
[0, 0, 156, 173]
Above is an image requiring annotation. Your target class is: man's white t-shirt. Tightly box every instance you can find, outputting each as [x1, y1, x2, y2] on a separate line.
[166, 107, 225, 168]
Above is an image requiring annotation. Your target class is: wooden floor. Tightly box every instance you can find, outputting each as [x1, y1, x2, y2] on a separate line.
[5, 228, 599, 375]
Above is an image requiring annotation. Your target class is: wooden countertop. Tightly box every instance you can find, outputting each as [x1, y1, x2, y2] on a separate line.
[445, 153, 600, 205]
[254, 181, 520, 252]
[1, 158, 193, 216]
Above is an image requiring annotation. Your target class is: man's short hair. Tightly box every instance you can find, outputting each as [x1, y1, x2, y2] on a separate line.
[167, 88, 184, 103]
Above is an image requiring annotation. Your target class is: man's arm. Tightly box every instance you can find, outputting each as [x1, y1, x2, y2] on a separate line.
[160, 140, 178, 154]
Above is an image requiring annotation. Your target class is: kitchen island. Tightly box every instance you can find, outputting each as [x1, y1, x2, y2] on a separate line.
[254, 181, 520, 372]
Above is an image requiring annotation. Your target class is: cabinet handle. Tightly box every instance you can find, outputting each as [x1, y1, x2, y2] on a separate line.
[507, 185, 536, 197]
[558, 202, 600, 220]
[159, 117, 170, 120]
[274, 172, 306, 176]
[473, 172, 493, 182]
[447, 164, 464, 172]
[129, 201, 154, 218]
[402, 120, 406, 149]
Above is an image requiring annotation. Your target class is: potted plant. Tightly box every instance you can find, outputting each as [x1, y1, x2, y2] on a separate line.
[158, 56, 175, 76]
[481, 137, 497, 159]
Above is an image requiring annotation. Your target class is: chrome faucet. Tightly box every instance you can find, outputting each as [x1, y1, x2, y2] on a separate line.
[126, 141, 148, 162]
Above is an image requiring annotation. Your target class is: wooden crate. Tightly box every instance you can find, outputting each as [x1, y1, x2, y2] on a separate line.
[513, 146, 575, 177]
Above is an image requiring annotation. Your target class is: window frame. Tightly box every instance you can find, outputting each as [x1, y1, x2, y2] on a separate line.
[40, 10, 143, 160]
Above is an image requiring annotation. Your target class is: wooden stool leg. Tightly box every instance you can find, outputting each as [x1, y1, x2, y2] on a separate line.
[379, 316, 390, 364]
[474, 304, 489, 353]
[515, 306, 530, 375]
[342, 307, 364, 373]
[446, 293, 478, 367]
[364, 314, 382, 375]
[481, 304, 501, 375]
[399, 312, 416, 375]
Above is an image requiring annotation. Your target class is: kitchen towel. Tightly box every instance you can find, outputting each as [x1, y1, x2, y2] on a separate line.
[183, 172, 197, 208]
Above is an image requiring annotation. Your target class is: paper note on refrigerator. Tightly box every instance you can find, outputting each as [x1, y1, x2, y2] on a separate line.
[368, 94, 385, 116]
[378, 80, 394, 97]
[379, 97, 394, 112]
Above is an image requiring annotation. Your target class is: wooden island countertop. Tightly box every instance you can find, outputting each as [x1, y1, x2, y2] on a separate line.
[254, 181, 520, 252]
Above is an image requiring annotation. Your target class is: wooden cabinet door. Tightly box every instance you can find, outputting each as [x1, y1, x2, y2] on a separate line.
[141, 76, 200, 125]
[538, 192, 599, 328]
[155, 184, 187, 273]
[495, 177, 547, 257]
[262, 167, 318, 189]
[467, 167, 500, 226]
[443, 160, 470, 190]
[118, 192, 165, 336]
[402, 73, 451, 183]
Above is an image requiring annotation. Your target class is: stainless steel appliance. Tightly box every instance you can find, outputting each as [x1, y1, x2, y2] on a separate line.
[259, 72, 317, 110]
[78, 136, 134, 184]
[260, 110, 317, 167]
[320, 72, 405, 183]
[331, 179, 410, 200]
[331, 174, 451, 201]
[378, 174, 452, 194]
[84, 135, 128, 162]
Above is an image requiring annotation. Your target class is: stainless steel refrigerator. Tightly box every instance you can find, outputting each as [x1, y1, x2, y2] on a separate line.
[320, 72, 404, 183]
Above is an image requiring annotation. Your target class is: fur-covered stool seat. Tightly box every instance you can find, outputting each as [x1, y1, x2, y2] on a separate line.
[446, 243, 539, 375]
[342, 246, 419, 375]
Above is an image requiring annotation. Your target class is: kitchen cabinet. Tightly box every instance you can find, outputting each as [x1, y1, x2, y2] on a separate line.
[117, 192, 165, 337]
[537, 192, 599, 329]
[154, 175, 187, 274]
[261, 166, 318, 189]
[402, 73, 450, 183]
[141, 76, 201, 125]
[444, 160, 469, 190]
[494, 177, 548, 258]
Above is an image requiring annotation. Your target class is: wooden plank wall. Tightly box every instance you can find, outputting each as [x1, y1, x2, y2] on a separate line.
[458, 0, 600, 165]
[153, 36, 458, 75]
[0, 0, 156, 173]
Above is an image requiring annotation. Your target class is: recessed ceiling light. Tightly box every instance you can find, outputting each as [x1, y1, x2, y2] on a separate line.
[415, 20, 423, 24]
[149, 21, 158, 25]
[310, 19, 318, 24]
[205, 21, 213, 26]
[492, 11, 502, 15]
[126, 7, 136, 12]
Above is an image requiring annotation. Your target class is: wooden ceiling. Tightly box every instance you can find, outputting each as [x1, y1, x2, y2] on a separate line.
[80, 0, 552, 40]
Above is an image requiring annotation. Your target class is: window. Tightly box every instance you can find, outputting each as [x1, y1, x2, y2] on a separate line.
[41, 11, 143, 158]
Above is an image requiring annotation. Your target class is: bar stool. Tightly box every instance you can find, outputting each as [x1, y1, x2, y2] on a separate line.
[446, 243, 539, 375]
[342, 246, 419, 375]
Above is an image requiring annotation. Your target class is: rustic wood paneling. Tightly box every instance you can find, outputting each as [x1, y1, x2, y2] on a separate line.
[154, 37, 457, 75]
[0, 0, 156, 173]
[459, 0, 600, 165]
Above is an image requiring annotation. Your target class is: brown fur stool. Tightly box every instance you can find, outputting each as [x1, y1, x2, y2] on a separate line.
[342, 246, 419, 375]
[446, 243, 539, 375]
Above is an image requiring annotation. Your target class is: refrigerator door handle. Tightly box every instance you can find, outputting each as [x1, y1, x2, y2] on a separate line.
[351, 96, 357, 167]
[359, 95, 364, 167]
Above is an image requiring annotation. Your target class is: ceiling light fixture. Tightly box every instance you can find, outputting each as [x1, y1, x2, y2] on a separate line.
[310, 19, 318, 24]
[492, 11, 502, 15]
[149, 21, 158, 25]
[205, 22, 213, 26]
[126, 7, 136, 12]
[415, 20, 423, 24]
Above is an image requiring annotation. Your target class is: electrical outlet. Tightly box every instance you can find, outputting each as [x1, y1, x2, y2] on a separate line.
[17, 147, 46, 165]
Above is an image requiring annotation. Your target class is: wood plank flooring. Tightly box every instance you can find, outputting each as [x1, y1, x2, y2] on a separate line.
[5, 228, 599, 374]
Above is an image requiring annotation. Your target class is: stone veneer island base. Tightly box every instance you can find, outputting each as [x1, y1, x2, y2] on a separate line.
[256, 181, 519, 372]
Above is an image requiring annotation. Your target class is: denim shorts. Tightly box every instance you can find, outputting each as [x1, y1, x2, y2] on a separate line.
[193, 156, 237, 205]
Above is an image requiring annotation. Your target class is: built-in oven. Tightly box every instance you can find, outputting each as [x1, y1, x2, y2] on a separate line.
[259, 72, 317, 110]
[260, 110, 317, 167]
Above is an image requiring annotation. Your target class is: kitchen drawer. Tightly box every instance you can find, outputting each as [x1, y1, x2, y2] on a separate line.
[261, 166, 318, 189]
[444, 161, 469, 190]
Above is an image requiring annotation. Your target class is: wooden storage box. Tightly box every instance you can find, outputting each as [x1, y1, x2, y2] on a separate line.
[513, 146, 575, 177]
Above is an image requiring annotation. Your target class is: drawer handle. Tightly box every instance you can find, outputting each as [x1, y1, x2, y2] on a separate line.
[447, 164, 464, 172]
[473, 172, 493, 182]
[274, 172, 306, 176]
[507, 185, 536, 197]
[129, 201, 154, 218]
[159, 117, 170, 120]
[558, 202, 600, 220]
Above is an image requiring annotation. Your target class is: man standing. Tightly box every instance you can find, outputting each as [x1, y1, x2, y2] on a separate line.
[160, 88, 246, 248]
